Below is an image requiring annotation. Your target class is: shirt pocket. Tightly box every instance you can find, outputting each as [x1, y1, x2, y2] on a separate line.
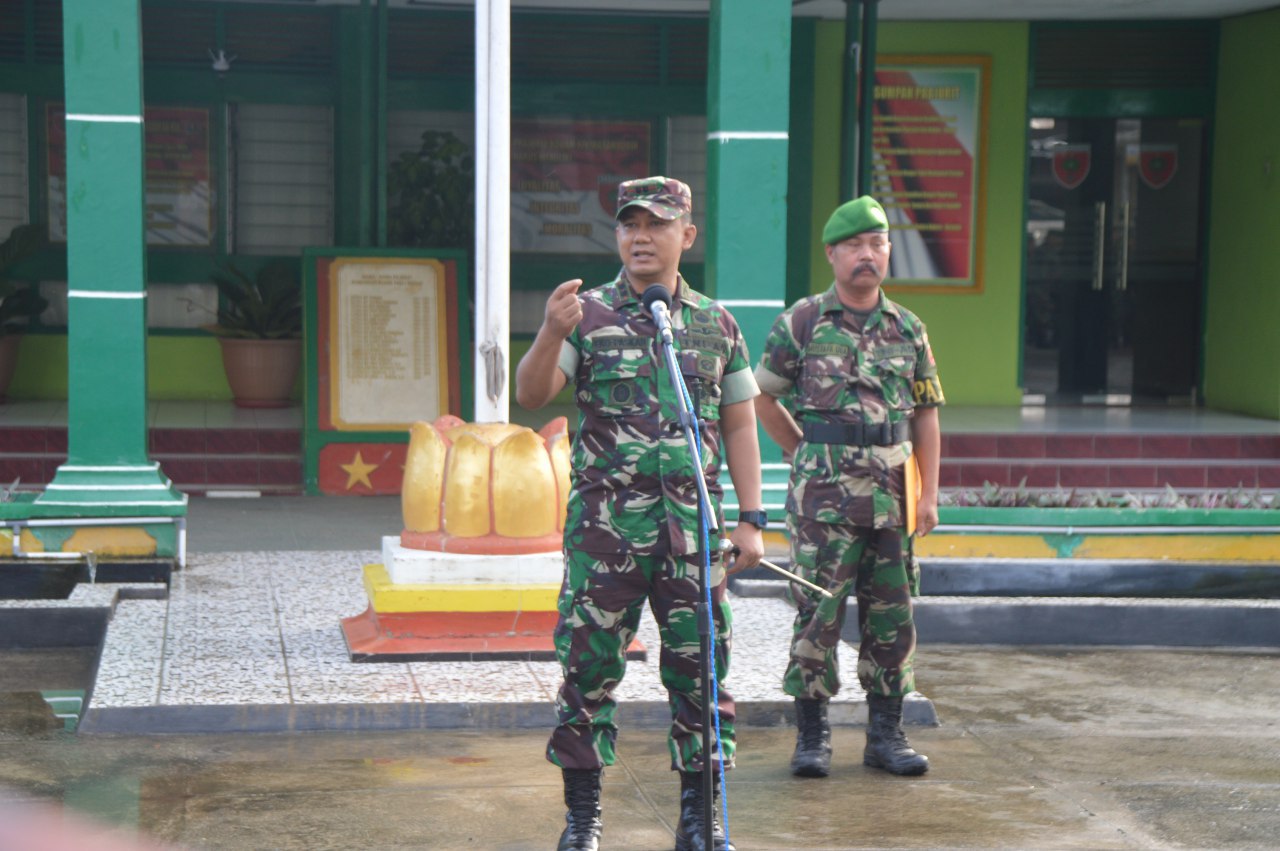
[582, 350, 654, 417]
[798, 354, 852, 411]
[679, 349, 724, 421]
[867, 351, 917, 412]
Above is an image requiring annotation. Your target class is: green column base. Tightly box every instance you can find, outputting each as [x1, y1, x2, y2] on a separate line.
[33, 462, 187, 518]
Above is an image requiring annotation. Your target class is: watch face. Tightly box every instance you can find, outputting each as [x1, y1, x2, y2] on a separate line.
[739, 511, 767, 529]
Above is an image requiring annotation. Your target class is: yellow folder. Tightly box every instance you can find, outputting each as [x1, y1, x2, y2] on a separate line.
[905, 454, 922, 537]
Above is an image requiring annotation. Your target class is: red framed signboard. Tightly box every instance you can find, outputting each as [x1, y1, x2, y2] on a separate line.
[303, 250, 464, 496]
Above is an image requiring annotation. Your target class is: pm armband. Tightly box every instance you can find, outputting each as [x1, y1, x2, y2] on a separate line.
[913, 376, 945, 405]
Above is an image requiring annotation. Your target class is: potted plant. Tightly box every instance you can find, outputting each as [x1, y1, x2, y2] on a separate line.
[0, 224, 49, 402]
[387, 130, 474, 249]
[204, 259, 302, 408]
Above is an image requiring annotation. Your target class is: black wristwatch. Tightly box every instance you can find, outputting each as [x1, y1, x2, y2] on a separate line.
[737, 510, 769, 530]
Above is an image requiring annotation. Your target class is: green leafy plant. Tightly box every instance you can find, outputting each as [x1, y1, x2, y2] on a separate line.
[1035, 486, 1078, 508]
[0, 476, 21, 502]
[387, 130, 475, 249]
[0, 224, 49, 337]
[203, 260, 301, 339]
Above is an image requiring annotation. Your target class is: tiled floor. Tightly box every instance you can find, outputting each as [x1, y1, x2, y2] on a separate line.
[0, 399, 303, 430]
[54, 547, 897, 734]
[3, 400, 1277, 734]
[2, 496, 910, 733]
[3, 398, 1280, 434]
[941, 404, 1280, 434]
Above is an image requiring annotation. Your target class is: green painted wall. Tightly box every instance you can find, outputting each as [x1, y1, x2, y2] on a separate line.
[5, 336, 67, 399]
[9, 335, 248, 401]
[147, 337, 243, 400]
[809, 21, 1030, 406]
[810, 24, 846, 299]
[6, 14, 1031, 411]
[1203, 8, 1280, 419]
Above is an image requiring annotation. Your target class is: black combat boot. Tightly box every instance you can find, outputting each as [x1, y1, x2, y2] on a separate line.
[673, 770, 736, 851]
[557, 768, 603, 851]
[863, 694, 929, 776]
[790, 697, 833, 778]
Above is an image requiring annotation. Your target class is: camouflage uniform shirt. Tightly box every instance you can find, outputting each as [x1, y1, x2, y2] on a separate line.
[559, 272, 758, 556]
[754, 285, 944, 529]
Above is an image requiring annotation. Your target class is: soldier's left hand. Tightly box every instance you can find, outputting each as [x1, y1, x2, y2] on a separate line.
[916, 494, 939, 537]
[725, 524, 763, 574]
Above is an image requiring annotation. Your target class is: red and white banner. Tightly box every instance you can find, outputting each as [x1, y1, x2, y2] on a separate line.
[47, 104, 212, 245]
[873, 58, 989, 288]
[510, 119, 651, 255]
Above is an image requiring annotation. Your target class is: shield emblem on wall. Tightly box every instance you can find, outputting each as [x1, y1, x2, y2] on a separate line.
[599, 175, 631, 217]
[1138, 145, 1178, 189]
[1052, 145, 1091, 189]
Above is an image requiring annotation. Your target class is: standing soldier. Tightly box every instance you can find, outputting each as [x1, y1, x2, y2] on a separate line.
[753, 195, 944, 778]
[516, 176, 765, 851]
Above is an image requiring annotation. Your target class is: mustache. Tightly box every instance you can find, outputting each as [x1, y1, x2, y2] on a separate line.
[853, 262, 879, 276]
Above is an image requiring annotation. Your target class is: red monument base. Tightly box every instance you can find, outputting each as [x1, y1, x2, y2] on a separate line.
[341, 607, 648, 663]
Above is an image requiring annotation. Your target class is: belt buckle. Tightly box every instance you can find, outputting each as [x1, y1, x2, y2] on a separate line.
[879, 421, 892, 445]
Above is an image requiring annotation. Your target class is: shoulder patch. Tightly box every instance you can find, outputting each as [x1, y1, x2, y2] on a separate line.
[690, 307, 719, 327]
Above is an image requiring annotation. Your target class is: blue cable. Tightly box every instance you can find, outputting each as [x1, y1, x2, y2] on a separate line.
[675, 368, 731, 846]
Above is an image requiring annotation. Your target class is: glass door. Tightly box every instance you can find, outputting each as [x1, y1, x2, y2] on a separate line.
[1023, 117, 1204, 404]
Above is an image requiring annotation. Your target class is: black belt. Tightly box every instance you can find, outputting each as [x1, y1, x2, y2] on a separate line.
[801, 420, 910, 446]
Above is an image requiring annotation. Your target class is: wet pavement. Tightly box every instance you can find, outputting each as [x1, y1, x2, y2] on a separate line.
[2, 496, 1279, 848]
[2, 644, 1278, 849]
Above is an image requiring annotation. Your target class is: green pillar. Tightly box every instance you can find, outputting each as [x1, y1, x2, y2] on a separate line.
[375, 0, 389, 248]
[840, 1, 861, 201]
[36, 0, 184, 516]
[834, 2, 875, 200]
[856, 0, 879, 198]
[839, 0, 880, 201]
[706, 0, 791, 479]
[335, 3, 377, 247]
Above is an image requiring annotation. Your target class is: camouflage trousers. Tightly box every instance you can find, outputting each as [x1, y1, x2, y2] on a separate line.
[782, 515, 917, 699]
[546, 547, 736, 773]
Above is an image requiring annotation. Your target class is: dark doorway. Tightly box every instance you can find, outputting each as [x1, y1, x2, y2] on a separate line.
[1023, 117, 1204, 404]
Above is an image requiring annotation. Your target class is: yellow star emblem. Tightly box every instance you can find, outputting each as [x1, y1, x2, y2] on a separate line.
[340, 450, 379, 490]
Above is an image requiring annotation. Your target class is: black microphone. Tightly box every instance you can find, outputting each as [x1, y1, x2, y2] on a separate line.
[641, 284, 674, 345]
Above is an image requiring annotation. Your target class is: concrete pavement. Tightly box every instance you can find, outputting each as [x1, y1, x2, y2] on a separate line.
[2, 644, 1279, 849]
[3, 495, 1280, 848]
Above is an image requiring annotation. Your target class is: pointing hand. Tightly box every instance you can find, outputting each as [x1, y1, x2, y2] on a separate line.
[545, 279, 584, 339]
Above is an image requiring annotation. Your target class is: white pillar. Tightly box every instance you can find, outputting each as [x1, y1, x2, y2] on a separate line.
[473, 0, 511, 423]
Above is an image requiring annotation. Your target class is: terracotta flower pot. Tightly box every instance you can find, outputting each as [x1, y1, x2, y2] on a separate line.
[216, 337, 302, 408]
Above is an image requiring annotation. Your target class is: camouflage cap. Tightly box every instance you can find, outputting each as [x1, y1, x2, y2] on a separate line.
[616, 176, 692, 220]
[822, 195, 889, 244]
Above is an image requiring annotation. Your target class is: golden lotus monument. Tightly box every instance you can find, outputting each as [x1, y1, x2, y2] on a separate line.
[341, 415, 576, 660]
[400, 416, 571, 554]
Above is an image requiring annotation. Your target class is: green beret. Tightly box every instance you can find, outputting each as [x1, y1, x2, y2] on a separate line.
[822, 195, 889, 245]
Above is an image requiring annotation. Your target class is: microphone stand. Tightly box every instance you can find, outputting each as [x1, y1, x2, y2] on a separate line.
[646, 286, 721, 851]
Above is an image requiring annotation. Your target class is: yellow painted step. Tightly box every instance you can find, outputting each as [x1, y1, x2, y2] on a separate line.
[362, 563, 560, 613]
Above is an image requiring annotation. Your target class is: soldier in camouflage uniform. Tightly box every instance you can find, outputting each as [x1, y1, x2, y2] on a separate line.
[753, 196, 944, 779]
[516, 176, 764, 851]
